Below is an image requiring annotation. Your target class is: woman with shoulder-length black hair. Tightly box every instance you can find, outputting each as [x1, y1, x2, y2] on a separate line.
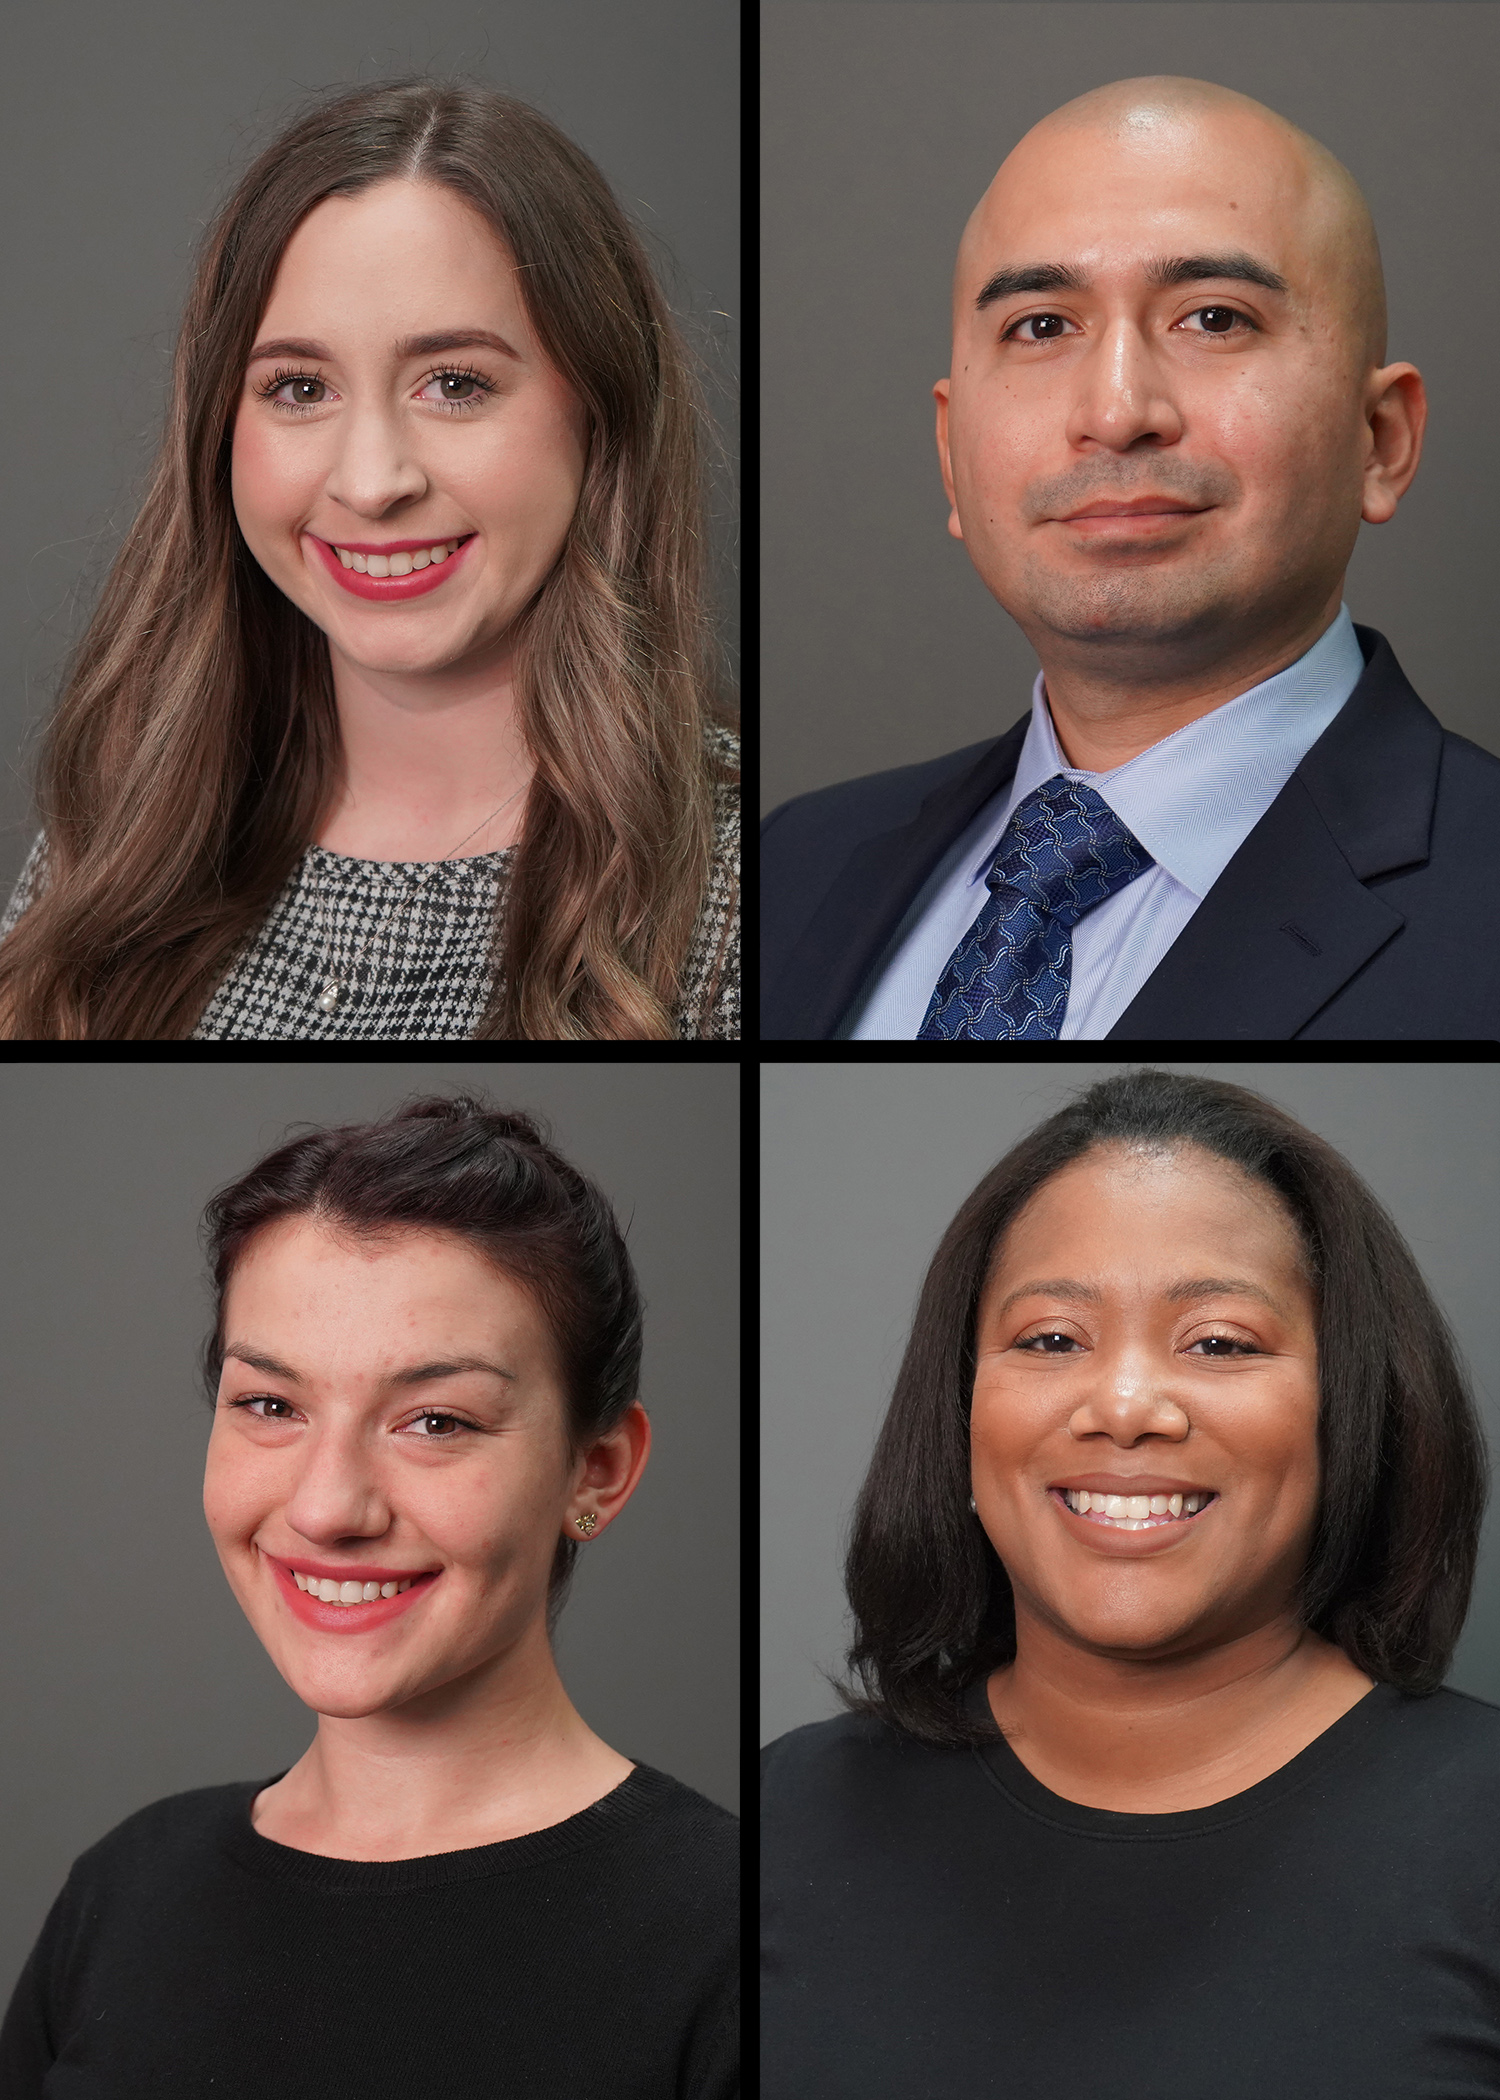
[762, 1067, 1496, 2100]
[0, 1095, 738, 2095]
[0, 77, 738, 1040]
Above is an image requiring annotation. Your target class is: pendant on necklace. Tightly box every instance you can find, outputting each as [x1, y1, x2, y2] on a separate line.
[316, 979, 341, 1015]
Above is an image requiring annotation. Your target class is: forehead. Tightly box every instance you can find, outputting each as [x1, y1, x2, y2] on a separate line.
[258, 178, 523, 335]
[224, 1216, 544, 1350]
[990, 1144, 1307, 1280]
[959, 114, 1313, 307]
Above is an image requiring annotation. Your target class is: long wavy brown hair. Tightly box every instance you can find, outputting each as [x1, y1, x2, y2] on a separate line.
[0, 78, 734, 1039]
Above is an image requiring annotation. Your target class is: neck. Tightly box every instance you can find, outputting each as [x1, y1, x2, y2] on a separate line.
[1031, 586, 1345, 773]
[318, 637, 535, 861]
[260, 1614, 631, 1859]
[987, 1603, 1374, 1813]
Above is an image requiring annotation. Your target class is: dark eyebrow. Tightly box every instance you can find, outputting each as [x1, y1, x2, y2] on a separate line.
[992, 1276, 1286, 1321]
[245, 328, 522, 366]
[975, 251, 1288, 312]
[222, 1343, 516, 1387]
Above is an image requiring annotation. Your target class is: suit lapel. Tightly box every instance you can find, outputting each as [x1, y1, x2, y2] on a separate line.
[1108, 629, 1441, 1040]
[764, 722, 1028, 1038]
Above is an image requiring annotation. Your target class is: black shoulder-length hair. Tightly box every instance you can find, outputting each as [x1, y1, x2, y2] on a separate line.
[841, 1067, 1489, 1749]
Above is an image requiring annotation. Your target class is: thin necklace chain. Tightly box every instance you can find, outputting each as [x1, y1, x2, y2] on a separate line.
[312, 781, 526, 1018]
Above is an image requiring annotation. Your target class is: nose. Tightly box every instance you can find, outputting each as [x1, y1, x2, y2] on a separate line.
[321, 399, 429, 519]
[1067, 1340, 1192, 1446]
[280, 1421, 392, 1545]
[1063, 316, 1184, 454]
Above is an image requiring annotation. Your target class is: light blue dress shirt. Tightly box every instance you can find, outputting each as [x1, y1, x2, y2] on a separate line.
[844, 607, 1367, 1040]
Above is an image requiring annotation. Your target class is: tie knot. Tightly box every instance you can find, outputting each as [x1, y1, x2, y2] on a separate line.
[985, 775, 1153, 926]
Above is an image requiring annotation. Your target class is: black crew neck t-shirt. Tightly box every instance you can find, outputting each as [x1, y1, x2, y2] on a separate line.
[761, 1681, 1500, 2099]
[0, 1761, 738, 2098]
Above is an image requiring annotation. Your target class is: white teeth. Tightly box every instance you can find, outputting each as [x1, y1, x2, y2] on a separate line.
[331, 539, 457, 576]
[1062, 1488, 1209, 1526]
[292, 1570, 414, 1604]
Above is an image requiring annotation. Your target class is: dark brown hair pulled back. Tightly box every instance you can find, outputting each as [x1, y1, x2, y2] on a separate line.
[201, 1093, 643, 1605]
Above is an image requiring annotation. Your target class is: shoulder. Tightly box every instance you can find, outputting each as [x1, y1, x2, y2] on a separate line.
[0, 829, 49, 942]
[763, 739, 1002, 854]
[762, 1709, 945, 1811]
[1376, 1684, 1500, 1773]
[61, 1777, 262, 1893]
[627, 1762, 738, 1852]
[704, 718, 740, 867]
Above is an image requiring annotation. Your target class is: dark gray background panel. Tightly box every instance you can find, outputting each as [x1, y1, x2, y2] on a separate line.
[761, 1062, 1499, 1744]
[0, 1060, 739, 2004]
[0, 0, 739, 894]
[762, 1, 1498, 812]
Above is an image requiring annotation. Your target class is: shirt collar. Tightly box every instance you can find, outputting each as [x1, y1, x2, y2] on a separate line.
[975, 606, 1367, 900]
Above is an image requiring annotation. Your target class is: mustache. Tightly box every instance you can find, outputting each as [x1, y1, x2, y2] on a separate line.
[1023, 458, 1239, 523]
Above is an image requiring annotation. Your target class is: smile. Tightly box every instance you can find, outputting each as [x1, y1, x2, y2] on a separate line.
[305, 531, 476, 600]
[266, 1553, 440, 1631]
[1055, 1487, 1216, 1530]
[294, 1571, 414, 1604]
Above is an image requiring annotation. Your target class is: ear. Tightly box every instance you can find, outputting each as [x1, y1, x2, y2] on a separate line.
[934, 378, 964, 541]
[1360, 362, 1426, 525]
[564, 1400, 651, 1540]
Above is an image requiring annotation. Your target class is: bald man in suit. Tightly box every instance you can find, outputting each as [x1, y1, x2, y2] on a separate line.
[762, 78, 1500, 1041]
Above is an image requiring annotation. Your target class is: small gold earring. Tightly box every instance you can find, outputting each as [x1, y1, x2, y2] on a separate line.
[574, 1512, 598, 1536]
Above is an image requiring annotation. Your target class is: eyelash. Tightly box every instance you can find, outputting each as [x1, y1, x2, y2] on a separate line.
[1013, 1331, 1260, 1358]
[230, 1396, 478, 1439]
[1002, 306, 1256, 343]
[252, 363, 497, 415]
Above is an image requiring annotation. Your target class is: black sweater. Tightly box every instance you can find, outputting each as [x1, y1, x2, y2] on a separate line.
[1, 1760, 738, 2097]
[762, 1681, 1500, 2098]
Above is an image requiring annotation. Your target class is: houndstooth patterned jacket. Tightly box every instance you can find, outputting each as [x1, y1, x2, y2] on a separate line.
[0, 724, 739, 1041]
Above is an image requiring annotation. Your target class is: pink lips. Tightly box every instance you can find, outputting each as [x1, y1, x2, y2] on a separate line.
[304, 531, 476, 601]
[266, 1553, 440, 1634]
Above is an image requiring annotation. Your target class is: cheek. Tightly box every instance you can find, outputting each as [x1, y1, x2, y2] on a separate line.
[464, 391, 588, 537]
[230, 414, 320, 539]
[202, 1430, 274, 1539]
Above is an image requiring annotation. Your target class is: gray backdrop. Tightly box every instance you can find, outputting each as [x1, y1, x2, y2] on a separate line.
[0, 0, 739, 899]
[0, 1060, 739, 2006]
[762, 1062, 1500, 1744]
[762, 1, 1500, 814]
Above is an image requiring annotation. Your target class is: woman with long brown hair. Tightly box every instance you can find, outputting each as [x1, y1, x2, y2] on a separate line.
[0, 78, 738, 1039]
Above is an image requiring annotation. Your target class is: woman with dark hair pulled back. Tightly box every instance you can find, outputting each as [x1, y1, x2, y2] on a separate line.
[1, 1094, 738, 2095]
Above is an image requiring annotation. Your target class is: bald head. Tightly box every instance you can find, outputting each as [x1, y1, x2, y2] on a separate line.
[957, 77, 1385, 371]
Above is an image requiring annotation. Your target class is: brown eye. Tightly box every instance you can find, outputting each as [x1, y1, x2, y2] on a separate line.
[1011, 313, 1070, 341]
[1190, 307, 1242, 334]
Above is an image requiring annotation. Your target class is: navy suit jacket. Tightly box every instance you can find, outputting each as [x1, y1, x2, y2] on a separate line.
[762, 627, 1500, 1040]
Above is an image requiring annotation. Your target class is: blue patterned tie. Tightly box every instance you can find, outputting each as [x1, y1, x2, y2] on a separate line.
[918, 776, 1154, 1040]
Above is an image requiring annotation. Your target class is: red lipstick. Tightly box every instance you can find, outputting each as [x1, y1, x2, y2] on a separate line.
[303, 531, 476, 602]
[263, 1551, 441, 1635]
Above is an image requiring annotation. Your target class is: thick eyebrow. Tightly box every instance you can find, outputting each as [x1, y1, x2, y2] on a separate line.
[222, 1343, 516, 1387]
[975, 251, 1289, 312]
[245, 328, 522, 366]
[992, 1277, 1286, 1321]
